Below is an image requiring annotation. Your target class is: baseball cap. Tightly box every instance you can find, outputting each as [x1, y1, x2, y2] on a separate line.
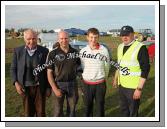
[120, 25, 134, 36]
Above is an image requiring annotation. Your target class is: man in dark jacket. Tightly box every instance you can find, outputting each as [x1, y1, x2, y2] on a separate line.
[11, 29, 51, 117]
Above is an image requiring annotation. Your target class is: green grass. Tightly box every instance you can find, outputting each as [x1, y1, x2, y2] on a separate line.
[5, 36, 155, 117]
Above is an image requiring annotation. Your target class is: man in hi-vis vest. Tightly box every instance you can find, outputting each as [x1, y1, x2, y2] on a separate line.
[113, 26, 150, 117]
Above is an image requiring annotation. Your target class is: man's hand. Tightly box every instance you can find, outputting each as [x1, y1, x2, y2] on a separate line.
[133, 89, 142, 100]
[15, 82, 25, 97]
[46, 88, 52, 97]
[112, 70, 119, 88]
[47, 69, 62, 97]
[133, 77, 146, 100]
[112, 77, 118, 88]
[53, 89, 62, 97]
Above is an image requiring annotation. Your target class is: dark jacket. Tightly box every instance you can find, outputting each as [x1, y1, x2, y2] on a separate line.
[10, 45, 50, 93]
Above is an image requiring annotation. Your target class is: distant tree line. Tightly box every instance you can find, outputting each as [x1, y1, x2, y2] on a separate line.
[5, 28, 28, 33]
[5, 28, 55, 33]
[41, 29, 55, 33]
[5, 28, 28, 38]
[5, 28, 55, 38]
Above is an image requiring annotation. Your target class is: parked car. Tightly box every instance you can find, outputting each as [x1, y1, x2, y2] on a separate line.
[70, 39, 112, 59]
[38, 33, 57, 51]
[38, 33, 112, 59]
[99, 32, 108, 36]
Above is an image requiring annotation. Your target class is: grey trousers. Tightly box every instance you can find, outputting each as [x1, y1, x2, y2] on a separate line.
[53, 81, 78, 117]
[119, 85, 140, 117]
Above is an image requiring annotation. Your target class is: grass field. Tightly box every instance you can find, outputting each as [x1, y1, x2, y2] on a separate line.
[5, 35, 155, 117]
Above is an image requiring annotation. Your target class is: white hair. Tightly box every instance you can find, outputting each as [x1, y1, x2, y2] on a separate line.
[24, 29, 37, 39]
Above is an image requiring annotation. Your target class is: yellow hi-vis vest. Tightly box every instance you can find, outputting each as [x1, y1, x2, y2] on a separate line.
[117, 40, 144, 89]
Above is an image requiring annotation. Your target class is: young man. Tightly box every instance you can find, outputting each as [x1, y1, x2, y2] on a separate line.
[80, 28, 110, 117]
[47, 31, 80, 117]
[113, 25, 150, 116]
[11, 29, 51, 116]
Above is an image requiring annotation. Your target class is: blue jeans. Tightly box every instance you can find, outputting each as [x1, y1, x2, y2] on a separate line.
[53, 81, 78, 117]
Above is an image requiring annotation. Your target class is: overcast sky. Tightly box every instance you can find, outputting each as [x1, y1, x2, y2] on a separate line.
[5, 5, 155, 32]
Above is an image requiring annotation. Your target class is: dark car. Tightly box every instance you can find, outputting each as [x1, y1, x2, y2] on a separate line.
[70, 39, 112, 59]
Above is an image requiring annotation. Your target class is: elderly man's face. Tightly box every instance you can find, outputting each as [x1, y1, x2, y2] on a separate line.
[58, 31, 69, 48]
[121, 33, 134, 45]
[24, 32, 37, 49]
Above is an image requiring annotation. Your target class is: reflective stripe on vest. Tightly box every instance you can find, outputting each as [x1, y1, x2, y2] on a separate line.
[117, 40, 144, 89]
[119, 70, 141, 76]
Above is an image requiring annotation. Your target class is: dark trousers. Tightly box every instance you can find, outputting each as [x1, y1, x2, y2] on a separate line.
[82, 82, 106, 117]
[53, 83, 78, 117]
[119, 86, 140, 117]
[23, 85, 46, 117]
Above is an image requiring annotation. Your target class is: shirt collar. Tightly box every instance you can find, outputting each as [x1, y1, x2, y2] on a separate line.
[88, 43, 100, 50]
[25, 46, 37, 56]
[25, 45, 37, 50]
